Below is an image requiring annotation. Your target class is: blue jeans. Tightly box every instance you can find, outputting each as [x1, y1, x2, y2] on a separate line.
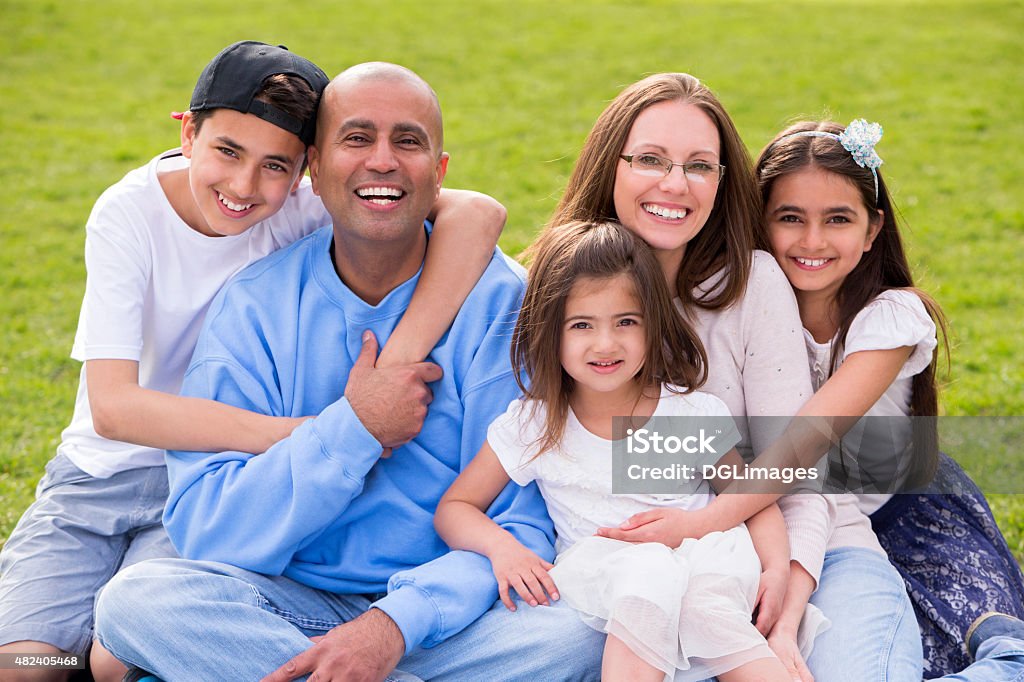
[939, 635, 1024, 682]
[95, 558, 603, 681]
[805, 546, 923, 681]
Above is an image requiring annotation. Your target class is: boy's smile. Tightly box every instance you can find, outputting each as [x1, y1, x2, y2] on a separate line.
[175, 108, 307, 237]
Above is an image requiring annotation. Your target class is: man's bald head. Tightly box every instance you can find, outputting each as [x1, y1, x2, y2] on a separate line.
[317, 62, 444, 154]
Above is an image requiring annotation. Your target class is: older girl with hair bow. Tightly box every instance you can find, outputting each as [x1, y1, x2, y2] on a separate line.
[753, 118, 1024, 679]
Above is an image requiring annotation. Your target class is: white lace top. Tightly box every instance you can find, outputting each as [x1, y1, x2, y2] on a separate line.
[487, 386, 741, 555]
[804, 289, 938, 514]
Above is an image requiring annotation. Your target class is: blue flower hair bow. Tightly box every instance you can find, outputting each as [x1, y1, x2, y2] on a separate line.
[838, 119, 884, 171]
[782, 118, 885, 202]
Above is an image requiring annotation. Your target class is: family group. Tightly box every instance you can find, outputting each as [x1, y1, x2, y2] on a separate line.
[2, 41, 1022, 682]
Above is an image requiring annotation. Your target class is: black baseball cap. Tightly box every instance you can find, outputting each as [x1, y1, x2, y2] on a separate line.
[190, 41, 330, 146]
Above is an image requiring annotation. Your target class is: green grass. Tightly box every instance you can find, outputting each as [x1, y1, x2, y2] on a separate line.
[1, 0, 1021, 560]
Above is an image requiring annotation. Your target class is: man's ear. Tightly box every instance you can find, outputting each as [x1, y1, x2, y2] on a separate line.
[435, 152, 450, 192]
[180, 112, 197, 159]
[864, 208, 884, 251]
[307, 145, 321, 196]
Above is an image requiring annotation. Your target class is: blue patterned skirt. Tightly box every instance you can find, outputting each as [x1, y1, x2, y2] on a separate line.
[870, 454, 1024, 678]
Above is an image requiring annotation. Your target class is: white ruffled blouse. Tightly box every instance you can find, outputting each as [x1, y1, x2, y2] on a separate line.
[804, 289, 938, 514]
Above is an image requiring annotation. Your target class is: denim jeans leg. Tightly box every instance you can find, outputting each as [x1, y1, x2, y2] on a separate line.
[397, 596, 604, 681]
[936, 636, 1024, 682]
[805, 546, 923, 681]
[95, 557, 368, 680]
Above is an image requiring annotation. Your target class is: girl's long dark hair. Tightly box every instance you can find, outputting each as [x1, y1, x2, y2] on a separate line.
[755, 121, 949, 488]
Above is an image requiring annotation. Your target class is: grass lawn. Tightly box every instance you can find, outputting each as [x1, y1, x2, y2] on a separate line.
[1, 0, 1021, 562]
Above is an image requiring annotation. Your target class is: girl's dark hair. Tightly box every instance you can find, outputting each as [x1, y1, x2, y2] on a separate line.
[755, 120, 950, 487]
[191, 73, 319, 143]
[514, 220, 707, 458]
[546, 73, 761, 312]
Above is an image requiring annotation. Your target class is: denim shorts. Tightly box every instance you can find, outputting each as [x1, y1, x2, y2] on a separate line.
[0, 453, 177, 656]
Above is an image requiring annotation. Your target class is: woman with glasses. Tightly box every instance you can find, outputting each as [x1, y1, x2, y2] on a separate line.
[542, 72, 924, 680]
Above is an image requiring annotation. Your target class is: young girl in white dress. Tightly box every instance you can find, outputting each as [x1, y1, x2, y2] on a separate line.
[435, 220, 827, 682]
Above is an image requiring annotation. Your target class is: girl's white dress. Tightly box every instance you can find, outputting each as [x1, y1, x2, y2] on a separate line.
[487, 386, 828, 682]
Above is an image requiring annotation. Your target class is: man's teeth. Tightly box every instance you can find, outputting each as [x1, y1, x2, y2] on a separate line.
[219, 194, 252, 212]
[357, 187, 403, 205]
[796, 257, 830, 267]
[643, 204, 688, 219]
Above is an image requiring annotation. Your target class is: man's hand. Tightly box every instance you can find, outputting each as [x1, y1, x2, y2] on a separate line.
[345, 331, 443, 448]
[594, 507, 707, 547]
[261, 608, 406, 682]
[488, 539, 558, 611]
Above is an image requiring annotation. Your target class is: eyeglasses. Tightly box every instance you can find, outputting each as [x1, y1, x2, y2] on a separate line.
[619, 153, 725, 184]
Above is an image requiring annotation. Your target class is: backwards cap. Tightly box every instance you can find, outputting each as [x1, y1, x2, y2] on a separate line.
[190, 41, 329, 146]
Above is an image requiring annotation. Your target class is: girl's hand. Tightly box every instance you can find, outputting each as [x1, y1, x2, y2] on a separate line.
[767, 625, 814, 682]
[753, 565, 789, 635]
[595, 507, 706, 547]
[488, 541, 559, 611]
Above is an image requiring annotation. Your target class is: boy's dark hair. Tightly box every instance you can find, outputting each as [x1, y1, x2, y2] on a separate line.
[191, 73, 320, 141]
[188, 41, 328, 146]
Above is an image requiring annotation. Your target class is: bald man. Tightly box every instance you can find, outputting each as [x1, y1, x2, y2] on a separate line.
[94, 63, 603, 681]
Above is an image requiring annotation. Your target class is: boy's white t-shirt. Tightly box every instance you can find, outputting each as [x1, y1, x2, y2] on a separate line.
[58, 150, 329, 478]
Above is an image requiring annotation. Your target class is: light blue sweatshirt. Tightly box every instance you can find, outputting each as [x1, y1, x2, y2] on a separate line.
[165, 225, 553, 652]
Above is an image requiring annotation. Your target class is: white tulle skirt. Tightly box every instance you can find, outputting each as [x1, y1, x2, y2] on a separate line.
[548, 527, 829, 682]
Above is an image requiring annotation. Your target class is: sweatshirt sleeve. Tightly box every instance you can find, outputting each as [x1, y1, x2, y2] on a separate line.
[163, 297, 384, 574]
[373, 477, 553, 652]
[371, 288, 555, 653]
[777, 494, 831, 586]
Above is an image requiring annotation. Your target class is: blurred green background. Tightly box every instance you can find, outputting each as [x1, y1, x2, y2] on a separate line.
[1, 0, 1021, 558]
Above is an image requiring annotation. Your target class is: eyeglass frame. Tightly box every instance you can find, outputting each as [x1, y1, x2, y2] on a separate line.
[619, 153, 726, 184]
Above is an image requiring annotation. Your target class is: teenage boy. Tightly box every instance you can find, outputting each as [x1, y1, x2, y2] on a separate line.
[0, 42, 503, 682]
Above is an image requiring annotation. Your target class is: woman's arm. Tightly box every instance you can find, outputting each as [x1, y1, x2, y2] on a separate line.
[435, 441, 558, 610]
[744, 502, 790, 635]
[87, 359, 305, 453]
[766, 562, 817, 682]
[376, 189, 506, 367]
